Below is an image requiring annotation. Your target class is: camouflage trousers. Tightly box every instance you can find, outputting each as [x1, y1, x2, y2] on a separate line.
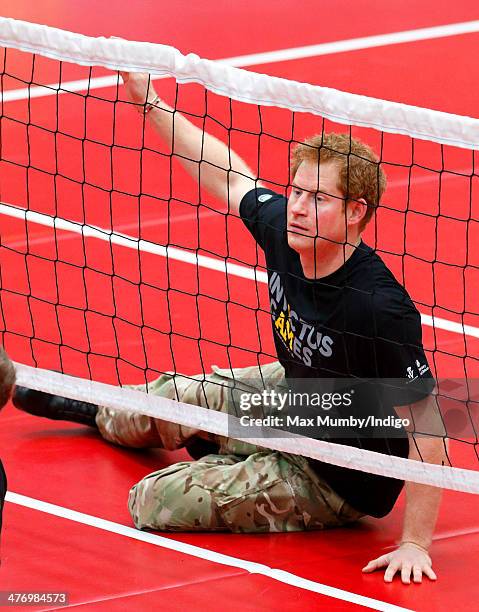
[96, 362, 364, 533]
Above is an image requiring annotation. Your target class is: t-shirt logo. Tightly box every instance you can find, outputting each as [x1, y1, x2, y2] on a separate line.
[258, 193, 273, 203]
[415, 359, 430, 376]
[269, 271, 334, 367]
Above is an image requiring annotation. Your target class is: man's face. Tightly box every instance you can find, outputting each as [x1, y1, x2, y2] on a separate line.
[287, 160, 347, 256]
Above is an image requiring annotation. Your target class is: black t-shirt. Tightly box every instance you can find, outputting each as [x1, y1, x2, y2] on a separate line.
[240, 187, 435, 518]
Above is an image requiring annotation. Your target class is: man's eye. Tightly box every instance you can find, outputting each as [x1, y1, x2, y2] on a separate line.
[293, 189, 302, 196]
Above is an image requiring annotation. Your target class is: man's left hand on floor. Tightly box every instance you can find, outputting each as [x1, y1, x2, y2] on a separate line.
[362, 543, 437, 584]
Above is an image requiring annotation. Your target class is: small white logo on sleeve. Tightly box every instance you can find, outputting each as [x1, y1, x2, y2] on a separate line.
[416, 360, 430, 376]
[406, 365, 419, 382]
[258, 193, 273, 203]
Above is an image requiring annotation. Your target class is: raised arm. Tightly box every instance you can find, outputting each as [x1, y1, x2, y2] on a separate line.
[121, 72, 258, 215]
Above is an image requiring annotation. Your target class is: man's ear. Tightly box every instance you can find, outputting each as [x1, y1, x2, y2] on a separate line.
[347, 198, 368, 226]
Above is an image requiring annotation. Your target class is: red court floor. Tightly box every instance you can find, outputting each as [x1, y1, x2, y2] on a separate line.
[2, 404, 479, 611]
[1, 1, 479, 610]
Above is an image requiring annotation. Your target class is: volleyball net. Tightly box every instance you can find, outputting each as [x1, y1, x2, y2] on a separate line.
[1, 17, 479, 493]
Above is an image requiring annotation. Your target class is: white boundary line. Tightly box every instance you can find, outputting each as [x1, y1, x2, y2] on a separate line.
[224, 20, 479, 66]
[1, 17, 479, 149]
[5, 491, 413, 612]
[2, 200, 478, 339]
[3, 20, 479, 104]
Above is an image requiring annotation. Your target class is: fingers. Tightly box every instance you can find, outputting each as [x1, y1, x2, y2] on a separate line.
[402, 562, 437, 584]
[362, 554, 390, 573]
[384, 561, 401, 583]
[400, 564, 413, 584]
[387, 562, 437, 584]
[108, 38, 152, 98]
[412, 565, 423, 583]
[365, 547, 437, 584]
[422, 564, 437, 581]
[108, 38, 129, 83]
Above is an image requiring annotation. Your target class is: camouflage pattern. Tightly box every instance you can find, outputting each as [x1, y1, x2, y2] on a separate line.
[96, 362, 364, 532]
[96, 362, 286, 454]
[128, 450, 364, 532]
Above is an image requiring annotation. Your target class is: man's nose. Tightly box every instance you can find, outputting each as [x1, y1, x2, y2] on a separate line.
[290, 193, 308, 215]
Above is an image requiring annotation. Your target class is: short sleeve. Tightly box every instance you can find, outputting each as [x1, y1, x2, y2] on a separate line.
[374, 295, 435, 406]
[239, 187, 286, 250]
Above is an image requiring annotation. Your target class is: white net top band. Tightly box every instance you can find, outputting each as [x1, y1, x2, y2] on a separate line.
[1, 16, 478, 150]
[14, 364, 479, 495]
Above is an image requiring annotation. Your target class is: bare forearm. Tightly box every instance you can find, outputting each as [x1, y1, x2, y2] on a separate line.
[364, 383, 448, 582]
[121, 71, 256, 210]
[401, 436, 447, 550]
[401, 481, 442, 549]
[146, 100, 256, 206]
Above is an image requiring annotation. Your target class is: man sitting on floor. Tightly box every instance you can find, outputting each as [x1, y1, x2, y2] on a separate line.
[13, 71, 447, 584]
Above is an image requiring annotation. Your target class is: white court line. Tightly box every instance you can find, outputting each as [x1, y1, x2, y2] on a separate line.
[1, 199, 478, 340]
[2, 20, 479, 103]
[0, 208, 219, 249]
[0, 200, 268, 284]
[5, 491, 413, 612]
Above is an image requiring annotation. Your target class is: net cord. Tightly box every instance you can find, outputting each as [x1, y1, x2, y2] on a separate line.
[1, 16, 479, 150]
[14, 363, 479, 494]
